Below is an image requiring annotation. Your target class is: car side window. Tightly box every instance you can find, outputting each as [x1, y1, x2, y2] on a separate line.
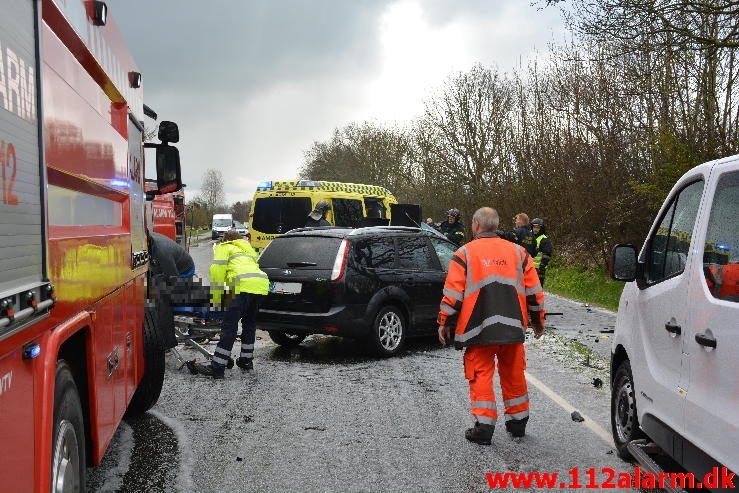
[646, 180, 704, 284]
[430, 238, 456, 272]
[702, 171, 739, 302]
[352, 238, 395, 269]
[396, 237, 435, 270]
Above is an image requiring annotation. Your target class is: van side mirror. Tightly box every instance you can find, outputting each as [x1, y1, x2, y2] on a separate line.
[156, 145, 182, 194]
[611, 244, 638, 282]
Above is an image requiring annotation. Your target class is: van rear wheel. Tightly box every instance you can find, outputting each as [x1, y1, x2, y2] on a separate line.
[268, 330, 306, 347]
[52, 361, 86, 493]
[611, 360, 646, 459]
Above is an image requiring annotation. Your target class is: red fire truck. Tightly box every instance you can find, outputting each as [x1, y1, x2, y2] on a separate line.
[146, 184, 187, 248]
[0, 1, 182, 491]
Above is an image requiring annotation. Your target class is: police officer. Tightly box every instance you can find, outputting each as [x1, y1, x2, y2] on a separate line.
[439, 208, 466, 246]
[305, 200, 331, 227]
[531, 218, 553, 287]
[188, 230, 269, 378]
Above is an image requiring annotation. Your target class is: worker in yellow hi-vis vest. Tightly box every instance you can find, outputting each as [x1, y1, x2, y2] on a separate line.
[188, 230, 269, 378]
[531, 218, 553, 287]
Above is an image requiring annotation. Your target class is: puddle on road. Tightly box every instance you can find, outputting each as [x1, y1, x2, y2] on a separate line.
[88, 412, 182, 492]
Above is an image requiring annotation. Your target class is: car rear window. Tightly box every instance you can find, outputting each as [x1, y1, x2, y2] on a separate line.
[252, 197, 312, 234]
[259, 236, 342, 269]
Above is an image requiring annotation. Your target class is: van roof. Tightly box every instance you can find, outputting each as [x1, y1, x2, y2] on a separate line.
[255, 179, 393, 196]
[212, 213, 232, 218]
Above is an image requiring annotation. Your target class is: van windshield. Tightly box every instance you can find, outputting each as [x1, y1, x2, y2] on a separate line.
[253, 197, 312, 234]
[213, 218, 232, 228]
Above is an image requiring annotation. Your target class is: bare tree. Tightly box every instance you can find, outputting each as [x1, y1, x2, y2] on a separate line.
[197, 169, 224, 212]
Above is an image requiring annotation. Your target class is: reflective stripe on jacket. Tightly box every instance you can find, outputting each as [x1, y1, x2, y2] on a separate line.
[210, 239, 269, 304]
[437, 232, 545, 347]
[534, 234, 552, 269]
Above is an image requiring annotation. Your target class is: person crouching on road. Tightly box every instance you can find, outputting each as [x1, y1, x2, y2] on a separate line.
[189, 230, 269, 379]
[438, 207, 545, 445]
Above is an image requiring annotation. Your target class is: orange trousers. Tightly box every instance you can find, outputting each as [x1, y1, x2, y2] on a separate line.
[463, 343, 529, 426]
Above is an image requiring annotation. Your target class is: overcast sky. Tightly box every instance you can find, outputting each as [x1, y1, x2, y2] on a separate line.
[114, 1, 564, 204]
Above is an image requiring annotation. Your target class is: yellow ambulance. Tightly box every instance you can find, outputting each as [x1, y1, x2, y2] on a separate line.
[248, 180, 420, 251]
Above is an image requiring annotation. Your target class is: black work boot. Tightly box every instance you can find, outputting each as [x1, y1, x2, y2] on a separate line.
[505, 417, 529, 438]
[236, 357, 253, 370]
[465, 422, 494, 445]
[186, 360, 224, 379]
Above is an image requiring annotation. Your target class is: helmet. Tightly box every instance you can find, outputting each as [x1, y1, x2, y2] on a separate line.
[531, 218, 544, 227]
[447, 208, 461, 219]
[314, 200, 330, 213]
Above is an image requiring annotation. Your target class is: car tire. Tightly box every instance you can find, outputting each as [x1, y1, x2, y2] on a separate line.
[126, 308, 165, 417]
[51, 360, 86, 493]
[611, 359, 646, 459]
[369, 305, 406, 357]
[268, 330, 306, 347]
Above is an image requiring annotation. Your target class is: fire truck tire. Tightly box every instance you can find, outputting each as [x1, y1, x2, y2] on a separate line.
[126, 308, 165, 417]
[52, 360, 86, 493]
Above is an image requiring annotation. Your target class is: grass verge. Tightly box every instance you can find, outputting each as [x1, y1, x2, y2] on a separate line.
[545, 265, 624, 312]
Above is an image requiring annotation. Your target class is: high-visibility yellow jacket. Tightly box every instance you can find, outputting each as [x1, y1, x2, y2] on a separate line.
[210, 239, 269, 304]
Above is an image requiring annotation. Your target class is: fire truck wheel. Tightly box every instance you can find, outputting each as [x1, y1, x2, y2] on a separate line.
[126, 308, 165, 417]
[52, 360, 86, 493]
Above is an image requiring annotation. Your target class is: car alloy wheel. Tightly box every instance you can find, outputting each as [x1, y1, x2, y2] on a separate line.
[378, 311, 403, 352]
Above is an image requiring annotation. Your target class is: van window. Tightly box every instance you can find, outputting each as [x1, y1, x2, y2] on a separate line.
[352, 238, 395, 269]
[252, 197, 312, 234]
[333, 199, 363, 227]
[703, 171, 739, 302]
[213, 217, 232, 228]
[646, 180, 704, 284]
[364, 198, 387, 219]
[397, 237, 435, 270]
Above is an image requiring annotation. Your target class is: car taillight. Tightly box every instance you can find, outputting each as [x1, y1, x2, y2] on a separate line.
[331, 239, 350, 281]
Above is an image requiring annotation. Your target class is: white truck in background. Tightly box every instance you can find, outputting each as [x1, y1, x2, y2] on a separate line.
[211, 213, 234, 241]
[610, 155, 738, 491]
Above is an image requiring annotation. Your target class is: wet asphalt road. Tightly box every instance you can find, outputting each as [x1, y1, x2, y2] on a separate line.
[88, 239, 631, 493]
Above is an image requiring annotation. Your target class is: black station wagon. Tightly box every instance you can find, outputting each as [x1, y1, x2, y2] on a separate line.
[256, 226, 458, 356]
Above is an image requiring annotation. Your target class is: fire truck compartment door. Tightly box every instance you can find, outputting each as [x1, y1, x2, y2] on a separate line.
[0, 1, 47, 305]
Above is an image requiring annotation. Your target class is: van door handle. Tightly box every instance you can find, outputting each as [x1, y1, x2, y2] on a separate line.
[664, 322, 681, 335]
[695, 332, 717, 348]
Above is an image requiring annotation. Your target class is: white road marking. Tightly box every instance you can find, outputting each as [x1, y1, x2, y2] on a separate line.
[525, 371, 614, 446]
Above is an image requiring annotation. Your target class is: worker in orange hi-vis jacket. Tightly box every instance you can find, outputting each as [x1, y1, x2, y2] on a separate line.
[437, 207, 546, 445]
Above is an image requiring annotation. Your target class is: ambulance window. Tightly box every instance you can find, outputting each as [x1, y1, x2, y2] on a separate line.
[703, 171, 739, 302]
[333, 199, 363, 227]
[364, 198, 386, 219]
[252, 197, 312, 234]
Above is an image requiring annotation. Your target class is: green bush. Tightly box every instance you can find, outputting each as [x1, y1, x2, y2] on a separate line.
[545, 266, 625, 312]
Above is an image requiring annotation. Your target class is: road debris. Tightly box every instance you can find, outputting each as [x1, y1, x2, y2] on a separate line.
[592, 378, 603, 388]
[571, 411, 585, 422]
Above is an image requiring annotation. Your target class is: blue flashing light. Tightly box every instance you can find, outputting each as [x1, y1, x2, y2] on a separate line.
[715, 243, 733, 251]
[23, 343, 41, 360]
[257, 181, 273, 190]
[110, 179, 129, 188]
[297, 179, 316, 188]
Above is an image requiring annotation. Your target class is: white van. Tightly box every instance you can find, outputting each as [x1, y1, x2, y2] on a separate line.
[610, 155, 738, 488]
[211, 213, 234, 240]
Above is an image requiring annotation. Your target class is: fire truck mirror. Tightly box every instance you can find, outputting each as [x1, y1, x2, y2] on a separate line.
[158, 121, 180, 143]
[156, 145, 182, 194]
